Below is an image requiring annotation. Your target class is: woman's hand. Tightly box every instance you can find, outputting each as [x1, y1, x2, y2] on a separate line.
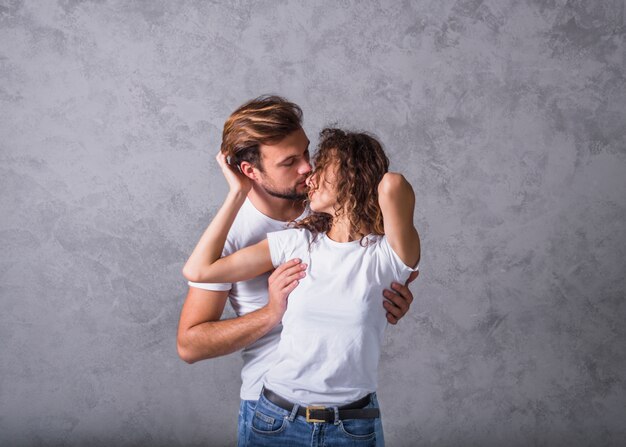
[216, 151, 252, 196]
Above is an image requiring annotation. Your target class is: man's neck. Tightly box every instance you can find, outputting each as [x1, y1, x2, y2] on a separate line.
[247, 184, 305, 222]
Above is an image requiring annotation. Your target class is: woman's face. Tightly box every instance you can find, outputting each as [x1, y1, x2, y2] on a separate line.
[306, 158, 339, 214]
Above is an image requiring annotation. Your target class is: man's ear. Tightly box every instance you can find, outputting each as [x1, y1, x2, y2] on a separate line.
[239, 161, 259, 181]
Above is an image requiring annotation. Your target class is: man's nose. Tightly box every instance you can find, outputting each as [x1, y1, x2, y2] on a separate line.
[299, 160, 312, 175]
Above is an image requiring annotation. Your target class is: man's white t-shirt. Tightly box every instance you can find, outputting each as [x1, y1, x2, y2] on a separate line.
[265, 228, 418, 406]
[188, 198, 306, 401]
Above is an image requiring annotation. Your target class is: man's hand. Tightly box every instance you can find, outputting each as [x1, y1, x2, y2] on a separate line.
[383, 270, 419, 324]
[265, 258, 307, 322]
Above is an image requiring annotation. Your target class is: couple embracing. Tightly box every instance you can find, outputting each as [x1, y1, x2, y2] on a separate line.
[178, 96, 421, 447]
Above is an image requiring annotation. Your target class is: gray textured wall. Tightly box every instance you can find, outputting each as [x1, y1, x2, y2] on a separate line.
[1, 0, 625, 446]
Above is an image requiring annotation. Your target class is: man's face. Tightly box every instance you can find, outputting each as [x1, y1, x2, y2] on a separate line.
[255, 128, 312, 200]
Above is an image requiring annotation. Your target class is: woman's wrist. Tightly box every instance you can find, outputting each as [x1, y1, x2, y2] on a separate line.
[226, 189, 248, 204]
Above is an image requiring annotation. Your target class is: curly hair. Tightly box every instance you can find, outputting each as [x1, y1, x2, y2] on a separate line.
[221, 95, 302, 171]
[294, 128, 389, 243]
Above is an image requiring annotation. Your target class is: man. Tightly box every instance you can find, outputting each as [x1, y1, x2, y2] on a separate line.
[177, 96, 418, 446]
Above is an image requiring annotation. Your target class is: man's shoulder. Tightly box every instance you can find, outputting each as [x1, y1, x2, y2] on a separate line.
[267, 227, 313, 251]
[269, 226, 310, 238]
[226, 199, 292, 249]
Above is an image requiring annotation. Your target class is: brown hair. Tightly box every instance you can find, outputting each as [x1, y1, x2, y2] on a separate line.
[294, 128, 389, 243]
[221, 95, 303, 171]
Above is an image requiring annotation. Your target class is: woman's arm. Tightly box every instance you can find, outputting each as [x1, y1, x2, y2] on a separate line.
[183, 152, 273, 283]
[184, 238, 274, 284]
[378, 172, 421, 268]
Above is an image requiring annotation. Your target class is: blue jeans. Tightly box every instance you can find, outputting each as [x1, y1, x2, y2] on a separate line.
[237, 393, 385, 446]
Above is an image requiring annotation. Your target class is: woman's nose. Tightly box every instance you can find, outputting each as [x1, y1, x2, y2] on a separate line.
[305, 174, 315, 188]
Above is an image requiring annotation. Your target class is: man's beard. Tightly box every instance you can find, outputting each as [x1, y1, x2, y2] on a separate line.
[257, 172, 308, 201]
[263, 184, 307, 201]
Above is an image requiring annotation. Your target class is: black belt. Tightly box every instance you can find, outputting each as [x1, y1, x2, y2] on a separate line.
[262, 387, 380, 423]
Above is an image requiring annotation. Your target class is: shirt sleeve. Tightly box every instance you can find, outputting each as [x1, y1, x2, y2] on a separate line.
[186, 237, 235, 292]
[266, 228, 308, 268]
[379, 235, 419, 283]
[187, 280, 232, 292]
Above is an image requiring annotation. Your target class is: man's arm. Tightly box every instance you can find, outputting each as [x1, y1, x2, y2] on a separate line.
[177, 259, 305, 363]
[177, 287, 278, 363]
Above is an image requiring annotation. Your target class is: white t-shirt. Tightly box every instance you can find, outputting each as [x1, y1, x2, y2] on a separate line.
[188, 198, 307, 400]
[265, 228, 418, 406]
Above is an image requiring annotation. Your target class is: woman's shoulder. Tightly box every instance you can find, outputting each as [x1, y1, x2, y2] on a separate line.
[376, 233, 419, 274]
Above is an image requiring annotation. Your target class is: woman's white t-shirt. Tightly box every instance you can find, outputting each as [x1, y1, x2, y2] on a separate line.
[265, 228, 418, 406]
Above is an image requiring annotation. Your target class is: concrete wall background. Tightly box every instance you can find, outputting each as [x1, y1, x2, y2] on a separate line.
[1, 0, 625, 445]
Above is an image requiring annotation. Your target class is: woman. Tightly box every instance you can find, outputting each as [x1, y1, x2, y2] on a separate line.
[184, 128, 420, 446]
